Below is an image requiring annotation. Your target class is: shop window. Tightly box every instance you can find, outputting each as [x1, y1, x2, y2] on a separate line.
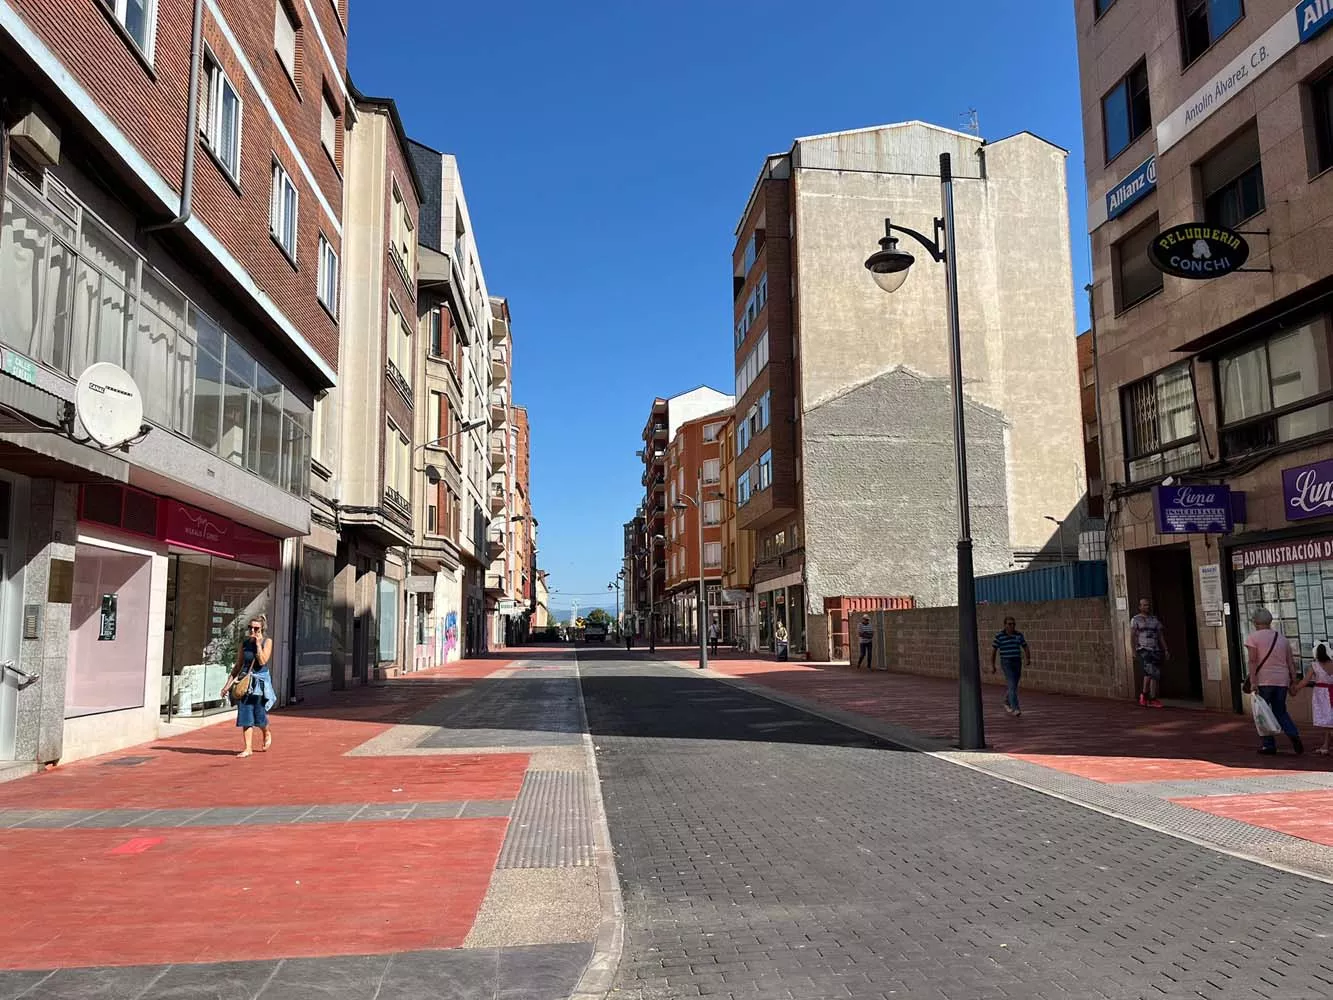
[1122, 362, 1201, 481]
[294, 547, 334, 687]
[1102, 59, 1151, 162]
[1308, 68, 1333, 176]
[1200, 123, 1264, 228]
[1179, 0, 1243, 68]
[1219, 315, 1333, 457]
[66, 542, 153, 719]
[377, 579, 399, 662]
[1112, 215, 1163, 313]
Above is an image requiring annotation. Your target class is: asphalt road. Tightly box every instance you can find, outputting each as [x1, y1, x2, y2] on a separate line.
[578, 651, 1333, 1000]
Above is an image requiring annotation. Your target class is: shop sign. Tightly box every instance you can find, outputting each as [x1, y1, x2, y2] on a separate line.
[1106, 155, 1156, 222]
[1297, 0, 1333, 41]
[162, 501, 282, 570]
[1283, 458, 1333, 521]
[1232, 536, 1333, 570]
[1153, 484, 1234, 534]
[98, 593, 117, 641]
[1157, 10, 1299, 151]
[1, 349, 37, 386]
[1148, 224, 1250, 279]
[1199, 564, 1224, 628]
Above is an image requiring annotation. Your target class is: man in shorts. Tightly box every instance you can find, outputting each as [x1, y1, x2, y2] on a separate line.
[1130, 597, 1169, 708]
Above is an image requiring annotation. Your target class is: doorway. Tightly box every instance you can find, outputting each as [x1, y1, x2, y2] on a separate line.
[0, 478, 26, 760]
[1127, 544, 1203, 702]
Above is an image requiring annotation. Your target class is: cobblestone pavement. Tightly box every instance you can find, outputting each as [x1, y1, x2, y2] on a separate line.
[580, 652, 1333, 1000]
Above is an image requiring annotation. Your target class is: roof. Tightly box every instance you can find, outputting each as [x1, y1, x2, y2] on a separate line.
[793, 118, 981, 145]
[345, 76, 425, 203]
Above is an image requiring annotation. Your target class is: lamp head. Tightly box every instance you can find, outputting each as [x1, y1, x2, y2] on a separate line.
[424, 464, 442, 485]
[672, 501, 688, 512]
[865, 232, 914, 294]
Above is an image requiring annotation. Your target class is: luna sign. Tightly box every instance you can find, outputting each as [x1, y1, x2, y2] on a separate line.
[1147, 223, 1250, 280]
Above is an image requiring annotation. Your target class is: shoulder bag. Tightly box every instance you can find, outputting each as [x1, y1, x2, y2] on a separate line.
[1241, 632, 1279, 695]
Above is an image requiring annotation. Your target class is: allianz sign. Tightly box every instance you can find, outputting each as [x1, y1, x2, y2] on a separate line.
[1106, 155, 1156, 222]
[1298, 0, 1333, 42]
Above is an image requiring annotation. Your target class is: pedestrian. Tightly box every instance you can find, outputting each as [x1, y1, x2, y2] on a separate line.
[626, 625, 635, 652]
[1245, 608, 1303, 756]
[219, 615, 276, 758]
[775, 620, 789, 662]
[1130, 598, 1169, 708]
[856, 615, 875, 669]
[989, 616, 1030, 716]
[1296, 642, 1333, 756]
[708, 619, 720, 656]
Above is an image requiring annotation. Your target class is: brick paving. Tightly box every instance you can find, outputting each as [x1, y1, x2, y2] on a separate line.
[584, 652, 1333, 1000]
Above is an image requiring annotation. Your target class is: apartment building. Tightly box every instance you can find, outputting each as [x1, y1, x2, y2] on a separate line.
[731, 121, 1085, 659]
[408, 140, 495, 658]
[662, 412, 730, 643]
[623, 508, 646, 635]
[487, 296, 514, 648]
[508, 403, 533, 643]
[0, 0, 343, 766]
[1077, 330, 1105, 522]
[1077, 0, 1333, 715]
[320, 84, 420, 684]
[635, 386, 732, 642]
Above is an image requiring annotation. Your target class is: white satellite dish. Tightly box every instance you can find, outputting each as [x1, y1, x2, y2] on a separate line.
[74, 363, 144, 448]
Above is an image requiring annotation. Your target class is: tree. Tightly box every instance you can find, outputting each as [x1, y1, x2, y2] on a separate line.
[585, 608, 611, 626]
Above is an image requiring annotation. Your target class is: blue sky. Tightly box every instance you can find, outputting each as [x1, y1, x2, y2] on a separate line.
[350, 1, 1089, 616]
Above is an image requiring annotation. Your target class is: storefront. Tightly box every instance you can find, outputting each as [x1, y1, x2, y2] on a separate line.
[293, 541, 336, 696]
[756, 575, 807, 655]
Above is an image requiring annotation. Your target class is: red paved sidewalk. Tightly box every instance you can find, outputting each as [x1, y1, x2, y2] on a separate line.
[699, 657, 1333, 848]
[0, 657, 525, 970]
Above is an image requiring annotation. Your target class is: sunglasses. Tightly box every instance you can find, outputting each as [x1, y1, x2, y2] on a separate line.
[249, 625, 263, 632]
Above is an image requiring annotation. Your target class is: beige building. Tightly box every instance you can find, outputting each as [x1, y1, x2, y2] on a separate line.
[730, 121, 1085, 658]
[1078, 0, 1333, 715]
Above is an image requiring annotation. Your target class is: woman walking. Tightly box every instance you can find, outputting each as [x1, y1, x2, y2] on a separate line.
[220, 614, 276, 758]
[1244, 608, 1303, 756]
[1297, 642, 1333, 756]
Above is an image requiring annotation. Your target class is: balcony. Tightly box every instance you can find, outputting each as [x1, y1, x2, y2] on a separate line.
[485, 572, 506, 593]
[487, 528, 506, 561]
[490, 390, 508, 426]
[489, 434, 507, 472]
[651, 422, 667, 441]
[489, 482, 506, 515]
[490, 345, 508, 380]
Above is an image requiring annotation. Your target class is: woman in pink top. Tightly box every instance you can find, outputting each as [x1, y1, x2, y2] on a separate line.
[1244, 608, 1303, 756]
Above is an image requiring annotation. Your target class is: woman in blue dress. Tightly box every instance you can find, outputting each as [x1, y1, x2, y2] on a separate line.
[219, 614, 276, 758]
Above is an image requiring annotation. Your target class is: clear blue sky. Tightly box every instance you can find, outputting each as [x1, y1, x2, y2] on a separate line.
[350, 1, 1089, 616]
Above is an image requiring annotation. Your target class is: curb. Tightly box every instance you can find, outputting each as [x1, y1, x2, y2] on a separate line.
[568, 650, 625, 1000]
[671, 660, 1333, 887]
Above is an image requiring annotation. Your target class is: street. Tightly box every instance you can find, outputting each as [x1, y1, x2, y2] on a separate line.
[4, 649, 1333, 999]
[578, 650, 1333, 1000]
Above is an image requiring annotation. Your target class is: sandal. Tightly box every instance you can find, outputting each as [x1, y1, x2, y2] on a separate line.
[236, 750, 252, 758]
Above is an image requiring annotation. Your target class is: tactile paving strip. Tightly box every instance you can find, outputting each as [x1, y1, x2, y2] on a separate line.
[496, 770, 596, 869]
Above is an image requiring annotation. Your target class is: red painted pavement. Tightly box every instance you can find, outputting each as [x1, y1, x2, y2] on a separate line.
[0, 658, 526, 970]
[1171, 790, 1333, 847]
[0, 819, 505, 969]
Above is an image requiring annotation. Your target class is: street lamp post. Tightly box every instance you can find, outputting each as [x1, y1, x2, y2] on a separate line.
[645, 533, 665, 653]
[864, 151, 984, 751]
[673, 470, 708, 671]
[608, 577, 622, 633]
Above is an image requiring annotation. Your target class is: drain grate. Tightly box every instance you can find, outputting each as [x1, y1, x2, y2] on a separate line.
[496, 770, 596, 869]
[101, 756, 153, 767]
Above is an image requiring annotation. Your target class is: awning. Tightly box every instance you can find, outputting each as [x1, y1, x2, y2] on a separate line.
[0, 366, 64, 431]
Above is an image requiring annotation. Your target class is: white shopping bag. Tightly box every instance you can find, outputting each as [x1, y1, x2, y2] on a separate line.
[1250, 692, 1282, 736]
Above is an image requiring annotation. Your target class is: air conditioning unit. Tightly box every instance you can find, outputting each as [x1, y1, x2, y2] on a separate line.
[10, 103, 61, 170]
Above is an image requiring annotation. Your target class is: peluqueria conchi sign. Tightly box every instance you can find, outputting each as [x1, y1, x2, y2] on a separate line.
[1148, 223, 1250, 279]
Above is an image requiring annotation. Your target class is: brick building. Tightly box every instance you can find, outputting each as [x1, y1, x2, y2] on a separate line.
[0, 0, 342, 765]
[718, 411, 755, 646]
[1077, 0, 1333, 716]
[730, 121, 1085, 659]
[662, 411, 730, 644]
[508, 403, 533, 643]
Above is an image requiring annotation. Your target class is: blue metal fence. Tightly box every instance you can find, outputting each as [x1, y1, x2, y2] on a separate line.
[975, 561, 1108, 604]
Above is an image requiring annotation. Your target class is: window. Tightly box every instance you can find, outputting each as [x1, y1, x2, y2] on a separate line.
[320, 89, 339, 162]
[1200, 123, 1264, 228]
[1219, 316, 1333, 456]
[428, 391, 445, 442]
[202, 54, 241, 179]
[1095, 0, 1116, 16]
[737, 469, 752, 507]
[274, 0, 298, 85]
[270, 161, 298, 261]
[735, 330, 770, 398]
[1102, 60, 1151, 162]
[703, 422, 722, 442]
[1122, 363, 1201, 481]
[385, 420, 410, 504]
[704, 542, 722, 568]
[1112, 215, 1162, 313]
[1313, 69, 1333, 175]
[702, 458, 720, 484]
[390, 183, 415, 282]
[428, 308, 444, 357]
[316, 234, 338, 316]
[1180, 0, 1243, 68]
[100, 0, 157, 60]
[703, 500, 721, 526]
[757, 450, 773, 491]
[427, 483, 439, 535]
[386, 297, 412, 392]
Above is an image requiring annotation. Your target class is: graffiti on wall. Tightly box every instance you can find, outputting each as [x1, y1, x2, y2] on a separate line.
[439, 610, 459, 662]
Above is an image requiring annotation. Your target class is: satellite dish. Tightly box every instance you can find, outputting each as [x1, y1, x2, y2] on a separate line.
[74, 363, 144, 448]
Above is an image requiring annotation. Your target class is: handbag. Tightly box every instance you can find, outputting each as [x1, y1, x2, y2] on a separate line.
[1251, 690, 1282, 736]
[228, 670, 252, 704]
[1241, 632, 1279, 695]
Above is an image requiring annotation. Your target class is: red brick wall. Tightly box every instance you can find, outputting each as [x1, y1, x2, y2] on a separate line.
[866, 599, 1127, 700]
[13, 0, 345, 369]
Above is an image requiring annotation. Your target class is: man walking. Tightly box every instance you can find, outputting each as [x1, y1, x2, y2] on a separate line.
[990, 616, 1030, 716]
[1130, 597, 1168, 708]
[708, 618, 720, 657]
[856, 615, 875, 669]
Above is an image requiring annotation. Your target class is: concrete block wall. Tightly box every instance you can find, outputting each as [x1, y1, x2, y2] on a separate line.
[870, 598, 1128, 700]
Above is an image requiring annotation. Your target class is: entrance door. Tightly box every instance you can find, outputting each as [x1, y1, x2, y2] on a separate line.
[0, 553, 13, 759]
[1130, 545, 1203, 701]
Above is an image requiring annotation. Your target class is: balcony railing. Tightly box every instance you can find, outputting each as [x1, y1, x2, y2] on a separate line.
[0, 171, 313, 497]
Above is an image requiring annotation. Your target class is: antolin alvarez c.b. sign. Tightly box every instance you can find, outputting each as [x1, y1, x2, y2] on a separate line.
[1147, 223, 1250, 279]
